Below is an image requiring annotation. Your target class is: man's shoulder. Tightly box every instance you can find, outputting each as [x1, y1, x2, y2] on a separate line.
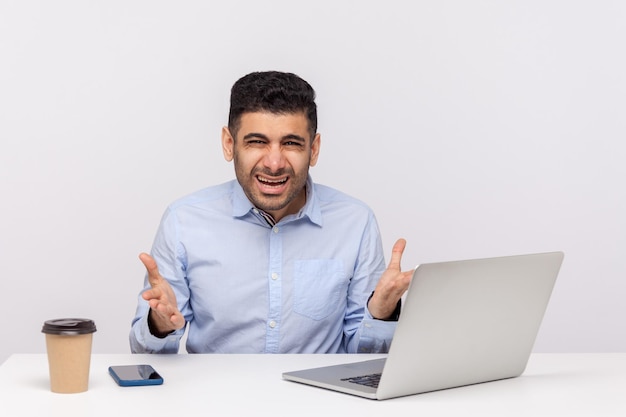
[312, 183, 373, 212]
[168, 180, 236, 211]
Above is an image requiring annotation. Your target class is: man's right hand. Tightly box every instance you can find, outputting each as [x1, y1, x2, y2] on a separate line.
[139, 253, 185, 336]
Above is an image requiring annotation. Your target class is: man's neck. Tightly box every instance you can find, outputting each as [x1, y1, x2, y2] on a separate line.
[263, 186, 307, 224]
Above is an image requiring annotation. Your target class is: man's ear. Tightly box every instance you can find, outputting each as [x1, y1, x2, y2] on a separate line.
[222, 126, 235, 162]
[309, 133, 321, 167]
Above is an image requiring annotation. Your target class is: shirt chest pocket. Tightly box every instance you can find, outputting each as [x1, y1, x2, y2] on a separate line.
[293, 259, 347, 320]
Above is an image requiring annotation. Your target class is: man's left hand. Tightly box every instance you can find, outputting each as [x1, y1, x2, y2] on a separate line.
[368, 238, 414, 320]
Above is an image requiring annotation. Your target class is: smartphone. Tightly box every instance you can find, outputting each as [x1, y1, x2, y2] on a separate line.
[108, 364, 164, 387]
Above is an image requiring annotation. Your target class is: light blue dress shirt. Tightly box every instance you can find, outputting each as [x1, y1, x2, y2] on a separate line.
[129, 176, 396, 354]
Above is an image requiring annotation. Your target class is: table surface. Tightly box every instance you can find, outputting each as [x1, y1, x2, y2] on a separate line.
[1, 353, 625, 416]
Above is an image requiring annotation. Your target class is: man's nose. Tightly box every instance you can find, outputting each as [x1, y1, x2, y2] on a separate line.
[263, 144, 285, 171]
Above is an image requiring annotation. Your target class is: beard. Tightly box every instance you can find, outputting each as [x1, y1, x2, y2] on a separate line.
[234, 164, 309, 216]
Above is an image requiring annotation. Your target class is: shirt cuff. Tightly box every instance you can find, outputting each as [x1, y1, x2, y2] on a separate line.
[131, 313, 184, 353]
[357, 318, 397, 353]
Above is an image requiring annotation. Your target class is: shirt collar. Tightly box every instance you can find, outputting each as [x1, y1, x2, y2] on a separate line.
[232, 175, 323, 227]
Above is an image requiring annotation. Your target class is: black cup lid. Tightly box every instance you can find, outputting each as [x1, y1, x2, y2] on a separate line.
[41, 318, 97, 335]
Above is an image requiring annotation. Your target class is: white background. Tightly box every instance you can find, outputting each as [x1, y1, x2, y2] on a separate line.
[1, 0, 624, 365]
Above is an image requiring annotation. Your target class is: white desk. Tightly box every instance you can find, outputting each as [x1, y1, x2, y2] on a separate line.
[0, 353, 624, 416]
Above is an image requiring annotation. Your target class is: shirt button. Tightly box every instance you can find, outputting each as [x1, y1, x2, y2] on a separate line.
[269, 320, 277, 328]
[273, 226, 279, 233]
[271, 272, 278, 280]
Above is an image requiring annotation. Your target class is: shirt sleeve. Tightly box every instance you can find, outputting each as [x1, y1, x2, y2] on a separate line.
[129, 206, 191, 353]
[129, 313, 185, 353]
[342, 211, 399, 353]
[356, 308, 398, 353]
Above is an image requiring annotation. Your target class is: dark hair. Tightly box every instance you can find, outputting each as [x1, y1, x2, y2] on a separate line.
[228, 71, 317, 139]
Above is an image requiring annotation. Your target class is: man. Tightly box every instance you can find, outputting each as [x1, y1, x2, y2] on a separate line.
[130, 71, 413, 354]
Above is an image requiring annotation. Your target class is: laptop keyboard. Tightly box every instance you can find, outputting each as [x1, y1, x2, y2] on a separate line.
[341, 373, 382, 388]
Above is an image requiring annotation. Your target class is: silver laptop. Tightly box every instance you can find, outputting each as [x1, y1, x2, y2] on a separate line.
[283, 251, 564, 400]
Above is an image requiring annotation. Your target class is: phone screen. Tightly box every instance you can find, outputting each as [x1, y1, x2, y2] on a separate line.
[108, 364, 164, 386]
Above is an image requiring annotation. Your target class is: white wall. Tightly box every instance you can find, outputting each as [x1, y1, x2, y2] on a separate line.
[1, 0, 624, 364]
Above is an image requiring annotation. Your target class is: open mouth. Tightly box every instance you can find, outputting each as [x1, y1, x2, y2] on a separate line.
[257, 175, 288, 189]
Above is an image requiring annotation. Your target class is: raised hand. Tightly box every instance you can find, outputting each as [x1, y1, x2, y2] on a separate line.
[139, 253, 186, 335]
[367, 238, 414, 320]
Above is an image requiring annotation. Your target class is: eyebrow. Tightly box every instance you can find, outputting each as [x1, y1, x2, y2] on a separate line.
[242, 132, 269, 140]
[242, 133, 307, 142]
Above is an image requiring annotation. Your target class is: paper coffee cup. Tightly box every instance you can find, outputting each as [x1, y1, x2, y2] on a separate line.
[41, 318, 97, 394]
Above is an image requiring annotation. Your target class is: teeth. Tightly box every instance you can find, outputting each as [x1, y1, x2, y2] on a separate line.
[258, 176, 287, 184]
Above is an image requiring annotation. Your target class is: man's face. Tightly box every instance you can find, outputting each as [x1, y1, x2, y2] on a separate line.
[222, 111, 320, 222]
